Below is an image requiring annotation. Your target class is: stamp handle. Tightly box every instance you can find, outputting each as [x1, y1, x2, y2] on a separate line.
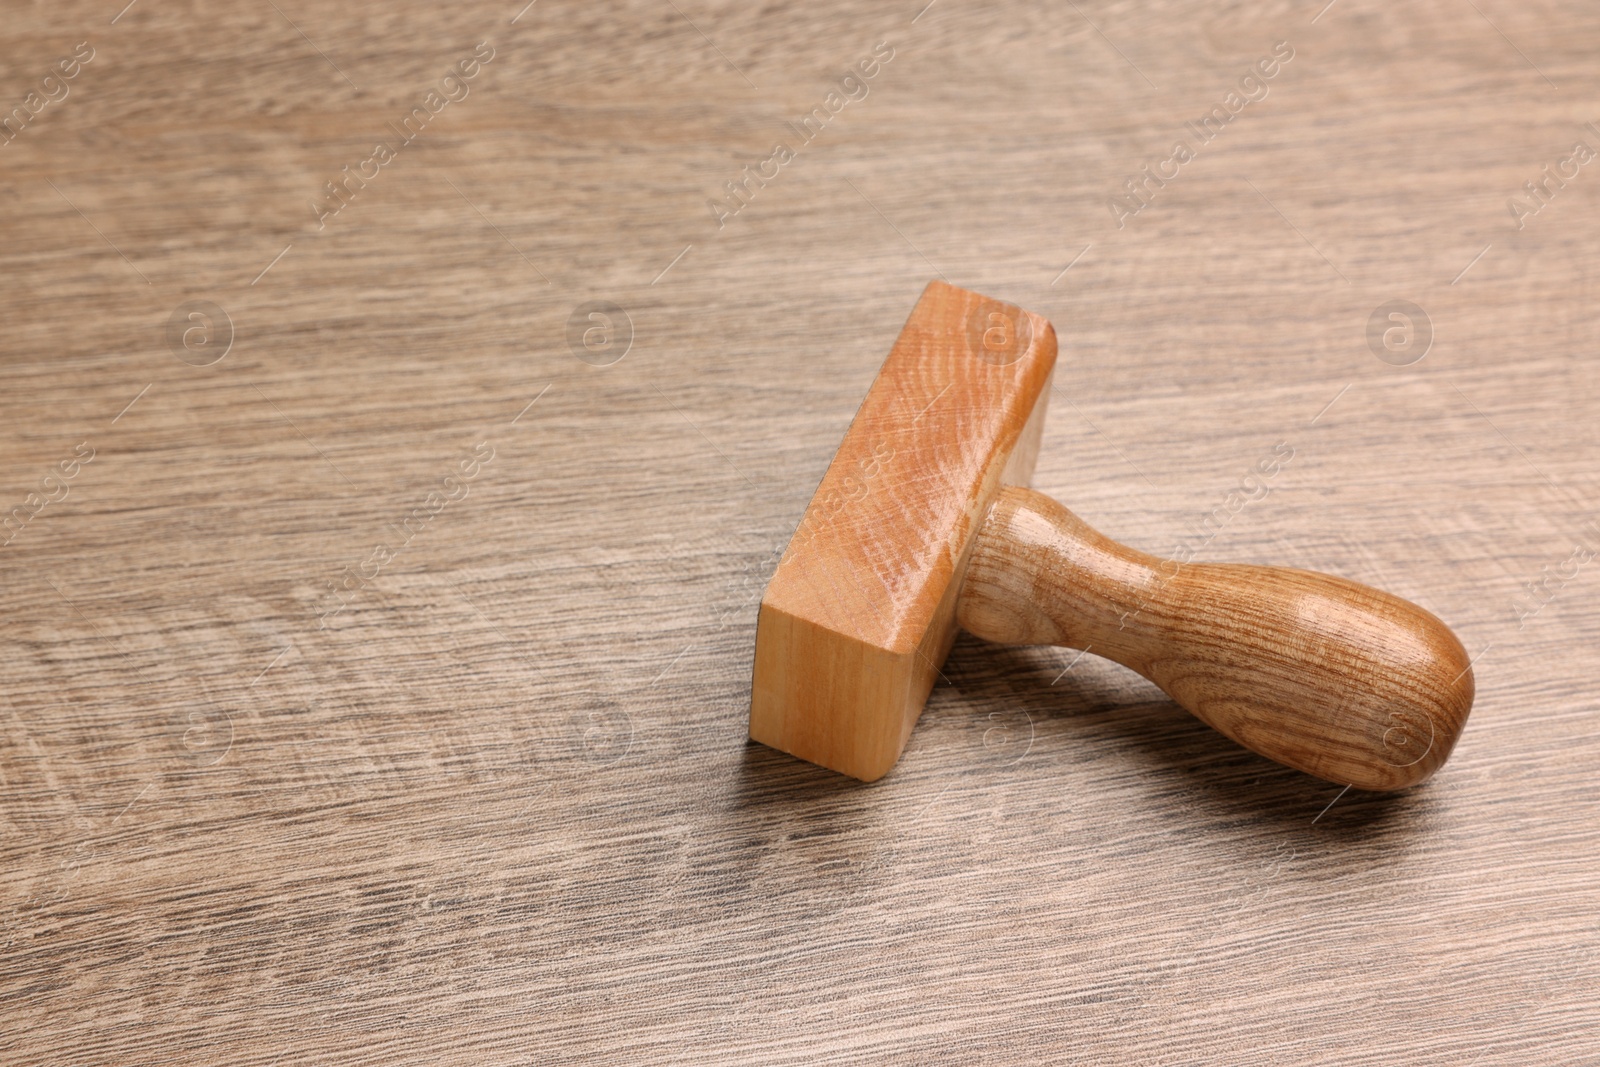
[957, 487, 1475, 790]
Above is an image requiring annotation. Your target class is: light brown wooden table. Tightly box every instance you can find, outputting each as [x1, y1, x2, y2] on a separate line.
[3, 2, 1597, 1063]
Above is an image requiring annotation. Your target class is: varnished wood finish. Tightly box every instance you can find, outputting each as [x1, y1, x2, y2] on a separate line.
[958, 487, 1475, 790]
[752, 281, 1054, 780]
[4, 1, 1599, 1064]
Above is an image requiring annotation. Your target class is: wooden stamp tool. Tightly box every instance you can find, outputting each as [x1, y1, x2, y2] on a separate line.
[750, 281, 1474, 790]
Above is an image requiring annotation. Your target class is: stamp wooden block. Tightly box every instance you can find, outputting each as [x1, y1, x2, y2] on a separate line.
[751, 281, 1056, 781]
[751, 281, 1474, 790]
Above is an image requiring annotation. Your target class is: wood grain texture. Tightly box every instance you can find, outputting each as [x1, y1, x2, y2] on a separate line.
[958, 486, 1474, 790]
[752, 281, 1054, 781]
[2, 1, 1598, 1065]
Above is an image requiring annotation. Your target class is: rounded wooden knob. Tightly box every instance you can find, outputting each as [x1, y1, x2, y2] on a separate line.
[956, 487, 1475, 790]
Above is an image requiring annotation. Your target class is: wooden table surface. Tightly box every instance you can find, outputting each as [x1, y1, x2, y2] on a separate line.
[3, 1, 1597, 1063]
